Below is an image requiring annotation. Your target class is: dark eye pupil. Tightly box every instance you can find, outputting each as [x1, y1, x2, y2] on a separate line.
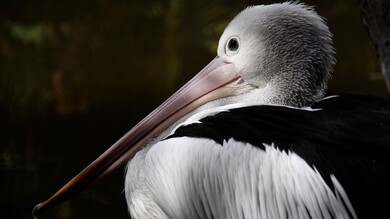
[228, 38, 239, 51]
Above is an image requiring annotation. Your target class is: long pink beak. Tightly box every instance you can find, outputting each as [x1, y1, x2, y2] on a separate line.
[32, 57, 241, 217]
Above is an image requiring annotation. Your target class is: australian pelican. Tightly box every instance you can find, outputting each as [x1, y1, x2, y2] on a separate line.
[33, 2, 390, 219]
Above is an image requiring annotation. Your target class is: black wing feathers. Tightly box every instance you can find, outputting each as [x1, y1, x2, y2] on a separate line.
[167, 94, 390, 218]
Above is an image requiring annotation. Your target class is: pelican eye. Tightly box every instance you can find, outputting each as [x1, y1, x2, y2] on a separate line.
[225, 36, 240, 56]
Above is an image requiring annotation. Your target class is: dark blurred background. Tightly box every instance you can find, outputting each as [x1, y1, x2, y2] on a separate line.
[0, 0, 388, 218]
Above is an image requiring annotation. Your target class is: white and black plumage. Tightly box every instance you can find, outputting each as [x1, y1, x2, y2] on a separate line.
[148, 94, 390, 219]
[33, 2, 390, 219]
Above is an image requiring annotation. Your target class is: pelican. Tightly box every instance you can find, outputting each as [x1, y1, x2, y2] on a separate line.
[33, 2, 390, 219]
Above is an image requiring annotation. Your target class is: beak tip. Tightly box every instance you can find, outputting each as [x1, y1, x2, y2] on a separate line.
[32, 203, 43, 218]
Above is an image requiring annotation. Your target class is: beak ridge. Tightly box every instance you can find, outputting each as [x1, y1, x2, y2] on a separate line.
[33, 56, 240, 217]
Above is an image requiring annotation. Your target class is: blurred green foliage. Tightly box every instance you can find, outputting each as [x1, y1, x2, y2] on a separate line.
[8, 21, 45, 44]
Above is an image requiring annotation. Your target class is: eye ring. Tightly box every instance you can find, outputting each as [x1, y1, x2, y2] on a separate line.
[225, 36, 240, 56]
